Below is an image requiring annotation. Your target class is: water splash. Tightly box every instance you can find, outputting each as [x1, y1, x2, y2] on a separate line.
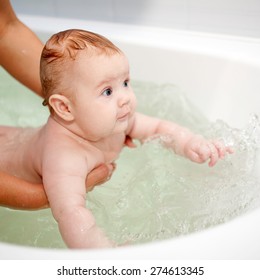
[205, 114, 260, 173]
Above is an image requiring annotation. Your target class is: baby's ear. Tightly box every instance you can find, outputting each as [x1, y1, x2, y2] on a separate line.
[48, 94, 74, 122]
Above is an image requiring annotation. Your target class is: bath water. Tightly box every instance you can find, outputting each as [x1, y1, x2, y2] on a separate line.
[0, 68, 259, 248]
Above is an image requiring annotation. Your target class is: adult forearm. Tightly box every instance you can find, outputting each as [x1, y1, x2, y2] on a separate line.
[0, 171, 48, 210]
[0, 0, 43, 96]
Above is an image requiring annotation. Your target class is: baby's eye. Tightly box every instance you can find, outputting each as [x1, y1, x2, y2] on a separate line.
[123, 80, 129, 87]
[102, 88, 112, 97]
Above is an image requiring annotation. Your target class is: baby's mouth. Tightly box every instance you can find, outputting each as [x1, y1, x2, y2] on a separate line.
[117, 111, 130, 121]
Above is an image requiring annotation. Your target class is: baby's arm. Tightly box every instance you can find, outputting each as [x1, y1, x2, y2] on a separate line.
[128, 112, 233, 166]
[42, 148, 113, 249]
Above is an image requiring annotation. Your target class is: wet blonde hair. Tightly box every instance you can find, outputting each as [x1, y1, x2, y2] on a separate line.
[40, 29, 121, 111]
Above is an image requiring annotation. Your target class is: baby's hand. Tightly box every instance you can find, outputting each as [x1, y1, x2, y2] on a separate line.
[183, 135, 233, 167]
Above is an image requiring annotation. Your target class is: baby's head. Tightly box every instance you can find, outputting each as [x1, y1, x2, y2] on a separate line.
[40, 29, 122, 113]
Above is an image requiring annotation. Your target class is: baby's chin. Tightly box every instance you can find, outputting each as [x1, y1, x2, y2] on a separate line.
[112, 119, 129, 135]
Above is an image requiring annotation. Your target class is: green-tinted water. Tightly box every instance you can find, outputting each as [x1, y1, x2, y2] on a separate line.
[0, 68, 259, 248]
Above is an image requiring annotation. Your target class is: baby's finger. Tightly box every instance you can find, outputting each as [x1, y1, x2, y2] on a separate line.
[226, 146, 234, 154]
[207, 143, 219, 167]
[212, 140, 226, 159]
[213, 140, 234, 157]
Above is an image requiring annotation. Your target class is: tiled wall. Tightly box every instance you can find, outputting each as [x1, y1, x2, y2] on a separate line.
[12, 0, 260, 38]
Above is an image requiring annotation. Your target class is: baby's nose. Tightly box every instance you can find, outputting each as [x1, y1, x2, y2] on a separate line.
[118, 93, 130, 107]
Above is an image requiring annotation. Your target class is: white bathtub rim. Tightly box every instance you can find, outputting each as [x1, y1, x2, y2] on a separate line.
[19, 14, 260, 67]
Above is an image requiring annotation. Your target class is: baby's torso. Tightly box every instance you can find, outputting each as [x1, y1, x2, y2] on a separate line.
[60, 131, 126, 174]
[0, 123, 126, 184]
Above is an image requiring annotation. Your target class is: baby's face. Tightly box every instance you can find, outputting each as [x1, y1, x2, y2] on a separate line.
[69, 51, 137, 141]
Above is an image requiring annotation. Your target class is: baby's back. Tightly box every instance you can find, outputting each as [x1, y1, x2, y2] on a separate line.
[0, 125, 42, 183]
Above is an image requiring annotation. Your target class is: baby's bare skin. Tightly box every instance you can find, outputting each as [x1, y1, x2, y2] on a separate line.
[0, 123, 122, 183]
[0, 126, 42, 183]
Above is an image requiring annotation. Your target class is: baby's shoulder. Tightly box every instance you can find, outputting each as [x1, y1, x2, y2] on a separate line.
[45, 131, 104, 170]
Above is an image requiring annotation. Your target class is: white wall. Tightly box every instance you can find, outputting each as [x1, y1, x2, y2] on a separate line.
[12, 0, 260, 38]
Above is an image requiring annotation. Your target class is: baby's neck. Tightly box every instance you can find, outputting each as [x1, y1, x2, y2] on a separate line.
[47, 115, 125, 157]
[47, 115, 92, 142]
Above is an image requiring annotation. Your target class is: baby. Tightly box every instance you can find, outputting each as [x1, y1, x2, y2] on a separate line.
[0, 29, 233, 248]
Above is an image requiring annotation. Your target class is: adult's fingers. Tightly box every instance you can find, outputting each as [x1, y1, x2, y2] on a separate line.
[86, 163, 116, 192]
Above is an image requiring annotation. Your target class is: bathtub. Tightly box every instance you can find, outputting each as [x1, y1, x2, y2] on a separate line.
[1, 15, 260, 260]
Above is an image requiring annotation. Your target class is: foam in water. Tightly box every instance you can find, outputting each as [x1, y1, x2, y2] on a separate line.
[0, 70, 259, 248]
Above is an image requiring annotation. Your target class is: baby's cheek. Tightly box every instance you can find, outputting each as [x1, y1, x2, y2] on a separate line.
[131, 95, 137, 111]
